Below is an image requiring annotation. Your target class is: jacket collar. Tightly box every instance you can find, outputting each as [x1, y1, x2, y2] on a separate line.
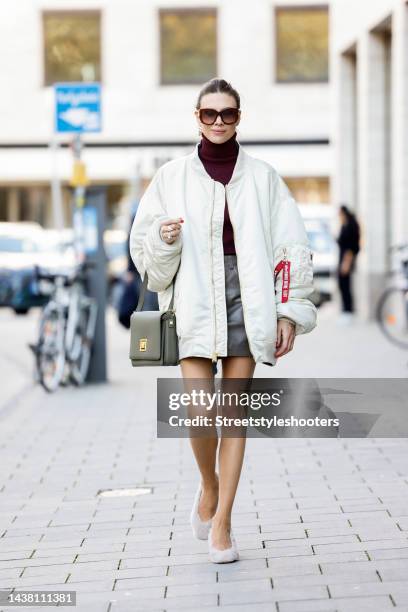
[189, 136, 247, 187]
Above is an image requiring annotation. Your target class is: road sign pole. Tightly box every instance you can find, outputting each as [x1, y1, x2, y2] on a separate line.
[71, 134, 86, 265]
[55, 82, 107, 385]
[49, 136, 64, 231]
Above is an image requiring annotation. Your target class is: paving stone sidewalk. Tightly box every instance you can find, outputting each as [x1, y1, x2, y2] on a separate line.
[0, 306, 407, 612]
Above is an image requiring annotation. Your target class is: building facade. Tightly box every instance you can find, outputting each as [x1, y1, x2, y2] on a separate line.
[0, 0, 332, 228]
[332, 0, 408, 318]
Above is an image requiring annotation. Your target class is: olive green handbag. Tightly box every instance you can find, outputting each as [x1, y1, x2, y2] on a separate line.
[129, 270, 179, 367]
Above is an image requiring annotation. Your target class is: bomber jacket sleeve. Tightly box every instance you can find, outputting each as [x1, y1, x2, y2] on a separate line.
[129, 168, 182, 293]
[270, 172, 317, 335]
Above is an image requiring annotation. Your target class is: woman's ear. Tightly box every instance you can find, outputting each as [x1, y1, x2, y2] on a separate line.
[194, 110, 202, 137]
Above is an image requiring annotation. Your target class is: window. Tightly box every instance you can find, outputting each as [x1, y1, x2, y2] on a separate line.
[43, 11, 101, 86]
[160, 8, 217, 85]
[275, 6, 329, 83]
[284, 177, 330, 204]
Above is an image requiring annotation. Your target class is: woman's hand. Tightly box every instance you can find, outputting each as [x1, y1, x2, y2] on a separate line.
[275, 319, 296, 358]
[159, 218, 184, 244]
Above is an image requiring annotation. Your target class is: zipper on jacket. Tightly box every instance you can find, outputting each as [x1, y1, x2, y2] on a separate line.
[210, 181, 218, 363]
[224, 184, 251, 354]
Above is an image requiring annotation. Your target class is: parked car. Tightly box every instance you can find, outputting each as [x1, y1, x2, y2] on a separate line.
[298, 204, 339, 307]
[0, 223, 75, 314]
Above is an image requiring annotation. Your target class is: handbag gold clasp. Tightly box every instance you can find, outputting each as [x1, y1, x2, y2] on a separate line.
[139, 338, 148, 352]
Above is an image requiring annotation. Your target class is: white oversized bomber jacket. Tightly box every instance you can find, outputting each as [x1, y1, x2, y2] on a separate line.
[129, 140, 317, 367]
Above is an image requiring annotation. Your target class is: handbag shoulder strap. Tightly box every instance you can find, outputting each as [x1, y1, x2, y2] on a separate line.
[136, 261, 180, 312]
[136, 272, 149, 312]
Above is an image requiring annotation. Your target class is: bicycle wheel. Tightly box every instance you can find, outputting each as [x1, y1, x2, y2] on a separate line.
[376, 286, 408, 350]
[36, 305, 66, 392]
[69, 301, 97, 386]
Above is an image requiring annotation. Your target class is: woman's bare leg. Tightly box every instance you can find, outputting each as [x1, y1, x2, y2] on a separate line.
[180, 357, 219, 522]
[211, 355, 256, 549]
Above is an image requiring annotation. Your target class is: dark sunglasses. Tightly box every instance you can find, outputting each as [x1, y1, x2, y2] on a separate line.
[198, 107, 240, 125]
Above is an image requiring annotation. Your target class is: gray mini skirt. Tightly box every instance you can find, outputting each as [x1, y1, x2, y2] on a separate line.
[223, 254, 251, 357]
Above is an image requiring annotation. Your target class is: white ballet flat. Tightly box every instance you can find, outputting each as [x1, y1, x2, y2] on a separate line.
[208, 525, 239, 563]
[190, 481, 213, 540]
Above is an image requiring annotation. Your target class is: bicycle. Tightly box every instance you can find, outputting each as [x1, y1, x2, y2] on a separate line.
[376, 243, 408, 350]
[28, 261, 98, 392]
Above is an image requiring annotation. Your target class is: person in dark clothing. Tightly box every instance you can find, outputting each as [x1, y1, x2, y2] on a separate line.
[125, 212, 141, 281]
[118, 210, 158, 329]
[126, 210, 159, 310]
[336, 204, 360, 317]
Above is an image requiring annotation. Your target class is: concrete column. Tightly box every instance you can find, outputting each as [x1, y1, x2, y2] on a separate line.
[28, 187, 44, 225]
[43, 188, 54, 228]
[7, 188, 20, 222]
[62, 188, 71, 227]
[356, 27, 392, 320]
[334, 49, 358, 212]
[391, 3, 408, 246]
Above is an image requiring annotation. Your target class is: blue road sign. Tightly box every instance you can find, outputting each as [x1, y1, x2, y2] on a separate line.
[55, 83, 101, 133]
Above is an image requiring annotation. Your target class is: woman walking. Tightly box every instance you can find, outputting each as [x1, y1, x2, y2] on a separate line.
[130, 78, 317, 563]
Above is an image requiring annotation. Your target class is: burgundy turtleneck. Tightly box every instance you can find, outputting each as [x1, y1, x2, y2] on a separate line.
[198, 131, 238, 255]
